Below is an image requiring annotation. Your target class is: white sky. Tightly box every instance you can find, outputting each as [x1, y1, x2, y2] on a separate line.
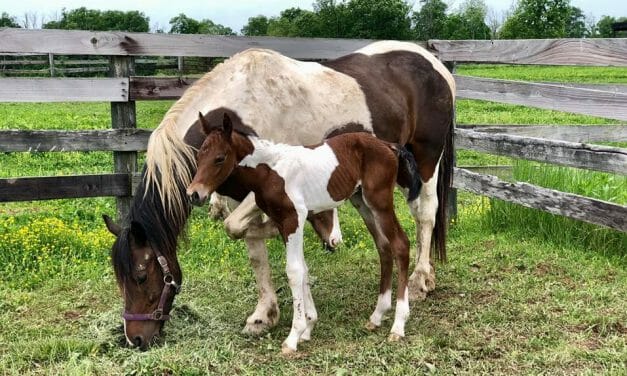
[2, 0, 626, 33]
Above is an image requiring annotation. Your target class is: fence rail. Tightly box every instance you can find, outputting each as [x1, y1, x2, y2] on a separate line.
[0, 28, 626, 231]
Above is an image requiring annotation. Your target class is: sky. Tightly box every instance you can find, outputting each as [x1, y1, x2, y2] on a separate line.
[3, 0, 627, 33]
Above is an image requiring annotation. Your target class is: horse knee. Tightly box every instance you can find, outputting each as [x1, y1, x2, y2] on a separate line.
[224, 216, 247, 238]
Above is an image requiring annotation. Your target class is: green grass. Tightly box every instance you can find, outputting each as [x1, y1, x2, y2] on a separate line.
[457, 64, 627, 84]
[1, 65, 625, 374]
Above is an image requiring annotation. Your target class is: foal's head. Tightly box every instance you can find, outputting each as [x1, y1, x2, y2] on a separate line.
[187, 112, 237, 206]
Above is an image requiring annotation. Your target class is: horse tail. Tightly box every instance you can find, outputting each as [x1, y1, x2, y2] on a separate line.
[433, 112, 455, 262]
[395, 145, 422, 203]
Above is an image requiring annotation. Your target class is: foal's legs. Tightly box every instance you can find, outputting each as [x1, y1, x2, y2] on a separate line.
[408, 161, 440, 301]
[349, 194, 393, 331]
[359, 186, 411, 341]
[281, 208, 310, 353]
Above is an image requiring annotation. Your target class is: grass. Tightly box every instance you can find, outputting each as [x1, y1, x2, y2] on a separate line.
[1, 64, 626, 374]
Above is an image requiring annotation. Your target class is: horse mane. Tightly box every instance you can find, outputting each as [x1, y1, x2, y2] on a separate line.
[111, 167, 190, 285]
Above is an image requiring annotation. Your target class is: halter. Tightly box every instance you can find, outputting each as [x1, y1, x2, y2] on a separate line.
[122, 247, 181, 321]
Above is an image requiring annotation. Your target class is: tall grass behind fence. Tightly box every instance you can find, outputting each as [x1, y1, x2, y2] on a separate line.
[482, 161, 627, 258]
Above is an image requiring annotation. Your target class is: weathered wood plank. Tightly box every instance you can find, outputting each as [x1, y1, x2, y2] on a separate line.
[457, 124, 627, 142]
[455, 75, 627, 121]
[453, 168, 626, 232]
[540, 82, 627, 95]
[0, 28, 385, 58]
[0, 78, 128, 102]
[0, 174, 131, 201]
[130, 76, 198, 100]
[110, 56, 137, 223]
[455, 128, 627, 175]
[430, 38, 627, 66]
[0, 129, 151, 152]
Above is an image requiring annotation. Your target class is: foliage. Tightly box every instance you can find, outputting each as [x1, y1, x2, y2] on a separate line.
[241, 15, 269, 36]
[263, 0, 413, 39]
[0, 12, 21, 28]
[43, 7, 149, 32]
[413, 0, 491, 40]
[595, 15, 627, 38]
[412, 0, 448, 40]
[499, 0, 585, 39]
[443, 0, 491, 40]
[168, 13, 235, 35]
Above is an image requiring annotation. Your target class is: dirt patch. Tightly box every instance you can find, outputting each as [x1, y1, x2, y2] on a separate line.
[63, 310, 83, 320]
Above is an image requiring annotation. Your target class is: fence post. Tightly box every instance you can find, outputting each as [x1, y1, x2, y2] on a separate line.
[48, 53, 54, 77]
[109, 56, 137, 225]
[444, 61, 458, 222]
[177, 56, 184, 74]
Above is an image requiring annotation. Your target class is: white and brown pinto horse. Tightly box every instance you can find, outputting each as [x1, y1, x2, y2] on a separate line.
[103, 41, 455, 349]
[187, 113, 421, 352]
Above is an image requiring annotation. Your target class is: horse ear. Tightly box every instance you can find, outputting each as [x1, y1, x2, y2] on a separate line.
[103, 214, 121, 237]
[130, 221, 147, 245]
[198, 112, 211, 135]
[222, 113, 233, 140]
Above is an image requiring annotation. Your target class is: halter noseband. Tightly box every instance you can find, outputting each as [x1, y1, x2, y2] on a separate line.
[122, 247, 181, 321]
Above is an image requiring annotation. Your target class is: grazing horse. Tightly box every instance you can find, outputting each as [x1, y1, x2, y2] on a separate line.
[187, 112, 420, 352]
[103, 40, 455, 348]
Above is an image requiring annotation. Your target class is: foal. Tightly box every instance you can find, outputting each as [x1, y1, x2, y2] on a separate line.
[187, 113, 419, 353]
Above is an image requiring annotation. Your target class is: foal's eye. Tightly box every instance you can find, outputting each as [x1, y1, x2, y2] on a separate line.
[214, 155, 226, 165]
[136, 274, 147, 284]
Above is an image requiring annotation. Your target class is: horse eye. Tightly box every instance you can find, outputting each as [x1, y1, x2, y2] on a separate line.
[137, 274, 147, 284]
[214, 155, 226, 165]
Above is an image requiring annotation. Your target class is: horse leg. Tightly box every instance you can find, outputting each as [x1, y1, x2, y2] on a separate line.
[226, 193, 279, 336]
[242, 235, 280, 336]
[299, 259, 318, 342]
[349, 194, 393, 331]
[372, 209, 410, 341]
[408, 164, 439, 301]
[281, 209, 309, 354]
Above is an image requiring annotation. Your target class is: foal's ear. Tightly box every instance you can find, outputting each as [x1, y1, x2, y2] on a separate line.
[103, 214, 121, 237]
[130, 221, 147, 246]
[198, 112, 212, 135]
[221, 113, 233, 140]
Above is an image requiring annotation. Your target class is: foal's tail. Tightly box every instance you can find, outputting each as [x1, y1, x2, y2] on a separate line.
[395, 145, 422, 202]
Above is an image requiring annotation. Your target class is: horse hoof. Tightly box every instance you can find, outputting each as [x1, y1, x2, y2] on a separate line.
[365, 321, 379, 331]
[242, 322, 270, 336]
[281, 343, 297, 355]
[387, 333, 403, 342]
[408, 280, 428, 302]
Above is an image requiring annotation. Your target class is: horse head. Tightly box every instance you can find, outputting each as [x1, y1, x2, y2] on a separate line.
[103, 211, 182, 350]
[187, 112, 239, 206]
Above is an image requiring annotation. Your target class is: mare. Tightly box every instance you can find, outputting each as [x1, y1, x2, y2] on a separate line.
[103, 40, 455, 348]
[187, 112, 421, 352]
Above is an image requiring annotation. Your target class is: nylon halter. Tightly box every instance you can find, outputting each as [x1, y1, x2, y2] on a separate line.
[122, 247, 181, 321]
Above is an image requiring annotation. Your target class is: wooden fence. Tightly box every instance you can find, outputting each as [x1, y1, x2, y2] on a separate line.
[0, 28, 626, 232]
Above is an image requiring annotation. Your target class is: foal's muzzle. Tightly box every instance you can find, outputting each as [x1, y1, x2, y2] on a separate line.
[186, 185, 209, 206]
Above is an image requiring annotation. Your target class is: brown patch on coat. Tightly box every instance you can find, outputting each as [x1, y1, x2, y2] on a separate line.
[323, 51, 454, 182]
[325, 132, 398, 202]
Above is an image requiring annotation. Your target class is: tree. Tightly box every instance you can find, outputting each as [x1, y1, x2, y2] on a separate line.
[499, 0, 572, 39]
[169, 13, 234, 35]
[43, 7, 149, 32]
[412, 0, 448, 40]
[595, 15, 627, 38]
[0, 12, 20, 28]
[343, 0, 413, 40]
[444, 0, 491, 40]
[565, 6, 586, 37]
[241, 15, 269, 36]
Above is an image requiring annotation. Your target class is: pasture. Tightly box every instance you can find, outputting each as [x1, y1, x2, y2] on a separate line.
[1, 64, 626, 375]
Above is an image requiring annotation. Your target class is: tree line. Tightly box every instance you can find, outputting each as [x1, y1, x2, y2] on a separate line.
[1, 0, 625, 40]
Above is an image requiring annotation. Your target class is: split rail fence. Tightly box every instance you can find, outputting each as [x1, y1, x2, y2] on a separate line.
[0, 28, 625, 232]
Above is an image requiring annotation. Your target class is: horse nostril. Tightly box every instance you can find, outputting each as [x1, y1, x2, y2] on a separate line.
[191, 192, 200, 204]
[132, 335, 144, 348]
